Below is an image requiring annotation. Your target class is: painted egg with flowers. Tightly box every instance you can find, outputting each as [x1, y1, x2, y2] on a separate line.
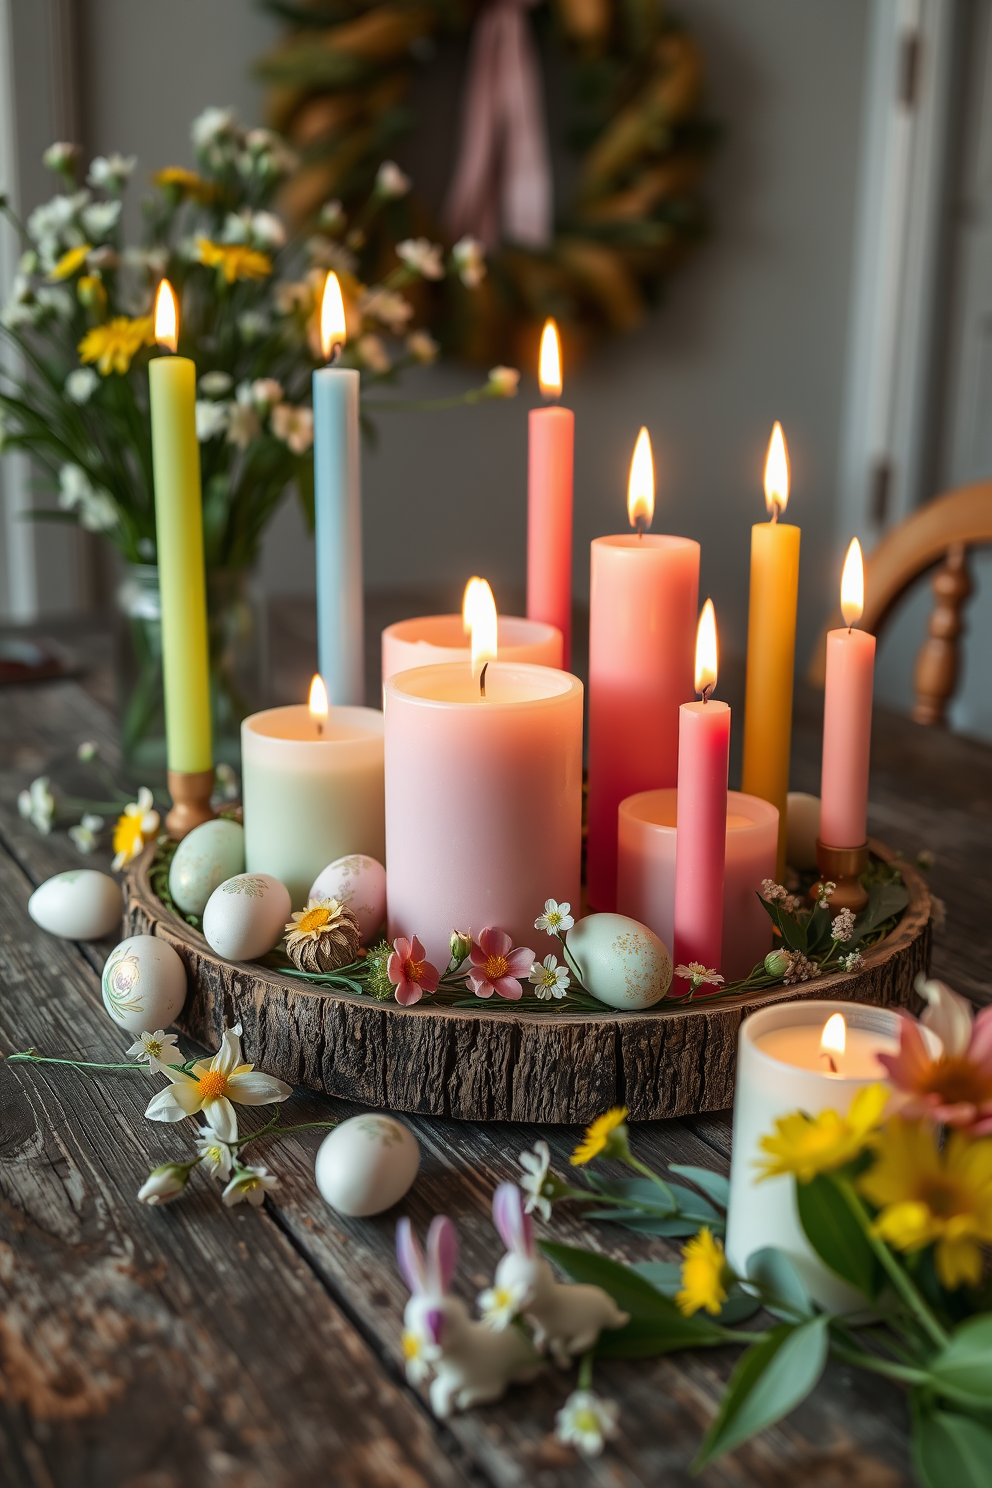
[101, 934, 187, 1033]
[567, 914, 673, 1010]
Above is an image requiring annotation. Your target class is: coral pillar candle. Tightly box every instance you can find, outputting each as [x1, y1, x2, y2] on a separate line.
[820, 539, 876, 848]
[527, 319, 574, 667]
[618, 788, 777, 982]
[587, 428, 700, 909]
[242, 675, 385, 908]
[673, 601, 731, 974]
[741, 422, 800, 878]
[314, 271, 364, 706]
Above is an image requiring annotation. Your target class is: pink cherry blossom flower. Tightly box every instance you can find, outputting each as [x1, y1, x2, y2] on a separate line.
[465, 927, 534, 1000]
[387, 935, 440, 1007]
[877, 1003, 992, 1134]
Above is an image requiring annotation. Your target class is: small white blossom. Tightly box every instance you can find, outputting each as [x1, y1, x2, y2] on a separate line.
[36, 285, 75, 321]
[535, 898, 574, 935]
[195, 399, 230, 442]
[840, 951, 865, 974]
[138, 1163, 189, 1206]
[226, 386, 260, 450]
[831, 907, 856, 943]
[816, 880, 837, 909]
[237, 309, 269, 343]
[402, 1329, 431, 1384]
[319, 200, 345, 232]
[87, 154, 136, 192]
[271, 403, 314, 454]
[360, 286, 413, 333]
[199, 370, 233, 397]
[69, 813, 103, 854]
[675, 962, 724, 990]
[241, 128, 297, 179]
[222, 1164, 279, 1207]
[43, 141, 80, 175]
[397, 237, 445, 280]
[126, 1029, 183, 1072]
[214, 762, 240, 801]
[356, 333, 390, 373]
[518, 1139, 552, 1221]
[555, 1389, 620, 1459]
[192, 106, 237, 150]
[251, 377, 283, 407]
[486, 365, 520, 398]
[528, 954, 570, 1000]
[80, 199, 122, 240]
[375, 160, 410, 199]
[18, 776, 55, 834]
[478, 1279, 527, 1331]
[77, 741, 98, 762]
[406, 329, 438, 365]
[195, 1125, 236, 1181]
[451, 235, 486, 288]
[250, 211, 286, 250]
[58, 463, 118, 533]
[65, 367, 100, 404]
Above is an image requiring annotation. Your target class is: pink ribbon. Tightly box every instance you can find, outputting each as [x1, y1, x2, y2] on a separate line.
[444, 0, 553, 251]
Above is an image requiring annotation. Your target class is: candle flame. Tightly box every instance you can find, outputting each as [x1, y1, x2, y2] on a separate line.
[538, 318, 562, 398]
[320, 271, 347, 360]
[154, 279, 179, 352]
[462, 576, 483, 633]
[764, 421, 790, 517]
[627, 427, 655, 532]
[820, 1012, 847, 1059]
[694, 599, 718, 698]
[467, 577, 498, 680]
[840, 537, 864, 627]
[308, 673, 329, 718]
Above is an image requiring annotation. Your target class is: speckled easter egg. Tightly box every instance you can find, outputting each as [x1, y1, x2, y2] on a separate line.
[201, 872, 291, 962]
[314, 1114, 420, 1217]
[786, 792, 821, 871]
[567, 913, 672, 1010]
[28, 869, 123, 941]
[308, 854, 386, 944]
[101, 934, 187, 1033]
[169, 818, 246, 917]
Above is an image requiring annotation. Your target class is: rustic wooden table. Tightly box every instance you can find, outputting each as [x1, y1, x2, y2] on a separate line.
[1, 600, 988, 1487]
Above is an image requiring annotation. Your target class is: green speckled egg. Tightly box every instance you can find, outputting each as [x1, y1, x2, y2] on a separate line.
[568, 913, 672, 1010]
[169, 818, 245, 916]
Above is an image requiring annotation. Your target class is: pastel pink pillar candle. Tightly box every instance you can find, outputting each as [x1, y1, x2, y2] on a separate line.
[673, 699, 731, 972]
[618, 788, 778, 982]
[384, 662, 583, 969]
[587, 534, 699, 910]
[382, 614, 562, 683]
[820, 628, 876, 847]
[528, 405, 574, 668]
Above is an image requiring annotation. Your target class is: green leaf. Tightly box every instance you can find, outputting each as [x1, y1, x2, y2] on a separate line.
[632, 1261, 682, 1293]
[852, 881, 910, 942]
[540, 1240, 683, 1319]
[929, 1316, 992, 1404]
[668, 1164, 730, 1209]
[585, 1212, 713, 1238]
[796, 1175, 880, 1297]
[694, 1318, 829, 1468]
[912, 1403, 992, 1488]
[745, 1248, 814, 1320]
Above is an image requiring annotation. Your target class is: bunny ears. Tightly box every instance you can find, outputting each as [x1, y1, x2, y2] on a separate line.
[492, 1182, 535, 1256]
[396, 1214, 460, 1295]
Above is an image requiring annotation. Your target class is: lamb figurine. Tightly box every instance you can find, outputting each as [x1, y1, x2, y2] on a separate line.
[396, 1213, 541, 1419]
[482, 1182, 630, 1367]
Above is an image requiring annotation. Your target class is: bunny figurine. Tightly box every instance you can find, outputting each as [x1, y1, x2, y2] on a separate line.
[483, 1182, 630, 1367]
[396, 1214, 542, 1419]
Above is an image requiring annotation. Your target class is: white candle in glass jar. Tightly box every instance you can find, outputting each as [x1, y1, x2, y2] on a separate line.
[242, 696, 385, 909]
[726, 1001, 940, 1310]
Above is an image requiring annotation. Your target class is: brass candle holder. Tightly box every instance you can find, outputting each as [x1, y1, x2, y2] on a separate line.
[809, 839, 869, 916]
[165, 768, 217, 840]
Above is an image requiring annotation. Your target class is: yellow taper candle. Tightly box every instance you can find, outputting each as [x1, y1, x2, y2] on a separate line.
[741, 422, 800, 878]
[149, 280, 213, 788]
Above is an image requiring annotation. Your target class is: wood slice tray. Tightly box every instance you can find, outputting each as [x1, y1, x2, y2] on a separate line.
[123, 839, 932, 1124]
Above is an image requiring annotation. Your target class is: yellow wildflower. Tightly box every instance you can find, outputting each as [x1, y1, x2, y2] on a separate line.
[49, 243, 92, 280]
[197, 237, 272, 283]
[756, 1083, 888, 1184]
[570, 1106, 629, 1166]
[154, 166, 216, 203]
[77, 274, 106, 310]
[676, 1228, 729, 1316]
[78, 315, 155, 376]
[111, 787, 160, 870]
[859, 1120, 992, 1289]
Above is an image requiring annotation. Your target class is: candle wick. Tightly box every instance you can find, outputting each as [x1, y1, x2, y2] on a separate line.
[317, 721, 323, 737]
[771, 504, 779, 526]
[480, 662, 488, 698]
[330, 342, 343, 367]
[821, 1052, 838, 1073]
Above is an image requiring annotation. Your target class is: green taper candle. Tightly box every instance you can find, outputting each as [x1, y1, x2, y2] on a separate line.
[149, 282, 212, 778]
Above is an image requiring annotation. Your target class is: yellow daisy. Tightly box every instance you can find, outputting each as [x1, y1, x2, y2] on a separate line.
[78, 315, 155, 376]
[570, 1106, 629, 1166]
[676, 1227, 729, 1316]
[756, 1083, 888, 1184]
[154, 166, 216, 203]
[49, 243, 92, 281]
[111, 786, 160, 869]
[859, 1120, 992, 1289]
[197, 237, 272, 284]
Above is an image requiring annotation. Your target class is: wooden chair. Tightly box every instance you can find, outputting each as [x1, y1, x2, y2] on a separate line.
[807, 481, 992, 724]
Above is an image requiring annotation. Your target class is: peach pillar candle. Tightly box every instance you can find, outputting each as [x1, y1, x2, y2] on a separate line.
[382, 615, 562, 682]
[673, 601, 730, 973]
[587, 428, 699, 910]
[384, 662, 583, 968]
[528, 320, 574, 667]
[617, 788, 778, 982]
[820, 538, 876, 848]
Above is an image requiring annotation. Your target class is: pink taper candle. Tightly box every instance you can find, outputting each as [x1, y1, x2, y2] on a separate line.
[673, 600, 731, 975]
[820, 539, 875, 848]
[528, 320, 574, 668]
[587, 427, 700, 909]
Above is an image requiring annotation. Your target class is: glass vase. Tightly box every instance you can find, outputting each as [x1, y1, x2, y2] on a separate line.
[115, 563, 268, 785]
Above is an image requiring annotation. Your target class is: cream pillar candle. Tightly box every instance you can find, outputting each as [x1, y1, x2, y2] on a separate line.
[725, 1001, 940, 1311]
[384, 662, 583, 969]
[242, 698, 385, 908]
[617, 788, 778, 982]
[382, 615, 562, 683]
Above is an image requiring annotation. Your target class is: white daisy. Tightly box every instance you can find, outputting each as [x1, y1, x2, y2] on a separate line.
[126, 1029, 183, 1072]
[528, 954, 570, 1000]
[555, 1389, 620, 1459]
[534, 898, 574, 935]
[518, 1139, 552, 1221]
[222, 1164, 279, 1207]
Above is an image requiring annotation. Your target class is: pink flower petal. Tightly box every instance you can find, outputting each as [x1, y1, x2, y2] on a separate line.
[409, 934, 427, 964]
[465, 971, 495, 998]
[933, 1101, 979, 1127]
[504, 947, 535, 977]
[386, 950, 404, 986]
[494, 977, 523, 1001]
[478, 926, 511, 959]
[418, 962, 440, 994]
[395, 977, 423, 1007]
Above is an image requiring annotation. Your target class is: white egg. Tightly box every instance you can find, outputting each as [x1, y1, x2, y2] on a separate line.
[315, 1114, 420, 1217]
[28, 869, 123, 941]
[101, 934, 187, 1033]
[787, 792, 821, 871]
[308, 854, 386, 944]
[202, 872, 291, 961]
[568, 913, 673, 1010]
[169, 818, 246, 917]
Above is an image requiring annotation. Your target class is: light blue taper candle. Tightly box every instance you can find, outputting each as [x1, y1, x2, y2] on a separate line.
[313, 275, 364, 705]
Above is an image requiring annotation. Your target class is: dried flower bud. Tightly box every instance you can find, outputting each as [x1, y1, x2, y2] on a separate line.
[764, 948, 793, 979]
